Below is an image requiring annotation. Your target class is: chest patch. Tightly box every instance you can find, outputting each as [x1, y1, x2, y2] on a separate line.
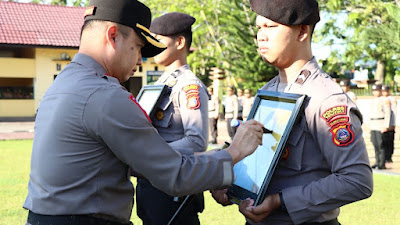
[330, 123, 354, 147]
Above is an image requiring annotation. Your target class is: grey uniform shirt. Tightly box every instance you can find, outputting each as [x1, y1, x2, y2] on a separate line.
[250, 57, 373, 225]
[23, 53, 233, 223]
[153, 65, 208, 154]
[224, 95, 239, 119]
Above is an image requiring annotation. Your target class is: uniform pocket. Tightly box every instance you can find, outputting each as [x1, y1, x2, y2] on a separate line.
[152, 98, 173, 128]
[279, 115, 306, 171]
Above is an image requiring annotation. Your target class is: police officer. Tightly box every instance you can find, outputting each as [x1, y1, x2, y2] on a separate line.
[208, 86, 220, 144]
[370, 84, 391, 169]
[242, 88, 254, 121]
[382, 85, 397, 162]
[135, 12, 209, 225]
[339, 79, 357, 104]
[212, 0, 373, 224]
[224, 86, 239, 140]
[23, 1, 265, 225]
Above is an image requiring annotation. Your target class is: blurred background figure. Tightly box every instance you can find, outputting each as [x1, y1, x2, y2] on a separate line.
[208, 87, 219, 144]
[242, 89, 254, 121]
[382, 85, 397, 163]
[369, 84, 391, 169]
[237, 88, 244, 121]
[340, 80, 357, 104]
[224, 86, 238, 140]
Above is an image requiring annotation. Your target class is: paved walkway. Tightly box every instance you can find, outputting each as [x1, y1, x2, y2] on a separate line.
[1, 120, 399, 175]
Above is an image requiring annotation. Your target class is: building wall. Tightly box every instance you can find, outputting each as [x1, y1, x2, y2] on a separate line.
[0, 47, 164, 119]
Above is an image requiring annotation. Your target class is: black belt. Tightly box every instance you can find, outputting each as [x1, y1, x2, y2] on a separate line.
[301, 218, 340, 225]
[371, 118, 384, 120]
[27, 211, 132, 225]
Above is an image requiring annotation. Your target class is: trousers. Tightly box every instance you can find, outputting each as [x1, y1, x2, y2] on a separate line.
[136, 178, 204, 225]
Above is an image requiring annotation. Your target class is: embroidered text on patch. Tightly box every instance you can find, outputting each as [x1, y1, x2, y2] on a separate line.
[328, 116, 349, 127]
[321, 106, 347, 122]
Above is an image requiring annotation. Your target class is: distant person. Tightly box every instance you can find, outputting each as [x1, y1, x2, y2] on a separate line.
[382, 85, 397, 163]
[370, 84, 391, 169]
[237, 88, 244, 120]
[224, 86, 239, 140]
[340, 79, 357, 103]
[242, 88, 254, 121]
[208, 87, 220, 144]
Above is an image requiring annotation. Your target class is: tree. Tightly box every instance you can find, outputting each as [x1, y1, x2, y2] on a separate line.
[318, 0, 400, 84]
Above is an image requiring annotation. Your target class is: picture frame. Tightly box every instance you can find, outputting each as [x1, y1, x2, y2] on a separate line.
[227, 90, 307, 206]
[136, 84, 168, 118]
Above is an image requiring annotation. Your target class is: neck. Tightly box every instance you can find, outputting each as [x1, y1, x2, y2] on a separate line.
[165, 52, 188, 72]
[278, 55, 312, 84]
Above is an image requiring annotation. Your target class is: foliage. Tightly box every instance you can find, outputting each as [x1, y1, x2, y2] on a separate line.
[317, 0, 400, 82]
[142, 0, 276, 91]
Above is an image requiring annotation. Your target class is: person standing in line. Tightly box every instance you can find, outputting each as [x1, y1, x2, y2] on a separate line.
[237, 88, 245, 121]
[370, 84, 391, 169]
[339, 79, 357, 104]
[212, 0, 373, 224]
[22, 1, 265, 225]
[242, 88, 254, 121]
[382, 85, 397, 163]
[135, 12, 209, 225]
[208, 86, 220, 144]
[224, 85, 239, 140]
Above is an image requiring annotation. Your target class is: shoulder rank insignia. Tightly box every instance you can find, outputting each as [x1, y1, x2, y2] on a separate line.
[183, 84, 200, 110]
[330, 123, 354, 147]
[321, 105, 347, 122]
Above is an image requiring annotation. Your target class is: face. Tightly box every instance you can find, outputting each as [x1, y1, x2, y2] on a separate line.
[372, 90, 382, 97]
[110, 28, 144, 82]
[153, 34, 178, 66]
[382, 90, 390, 97]
[256, 15, 299, 68]
[227, 88, 234, 96]
[237, 89, 243, 96]
[245, 92, 251, 98]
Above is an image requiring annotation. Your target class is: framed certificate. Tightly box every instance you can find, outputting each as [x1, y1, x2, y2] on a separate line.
[136, 85, 168, 118]
[227, 90, 306, 206]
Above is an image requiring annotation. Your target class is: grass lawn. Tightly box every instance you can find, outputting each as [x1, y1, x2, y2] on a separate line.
[1, 140, 399, 225]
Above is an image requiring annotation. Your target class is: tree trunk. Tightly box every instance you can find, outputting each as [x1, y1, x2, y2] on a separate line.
[375, 60, 385, 84]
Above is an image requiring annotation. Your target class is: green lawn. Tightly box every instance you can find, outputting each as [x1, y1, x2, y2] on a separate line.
[1, 140, 399, 225]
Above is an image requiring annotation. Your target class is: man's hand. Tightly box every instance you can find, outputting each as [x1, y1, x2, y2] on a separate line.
[239, 194, 281, 223]
[210, 189, 232, 206]
[225, 119, 263, 164]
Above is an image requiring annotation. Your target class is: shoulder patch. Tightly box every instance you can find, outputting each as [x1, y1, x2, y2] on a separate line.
[327, 116, 349, 127]
[321, 105, 347, 122]
[330, 123, 354, 147]
[183, 84, 200, 110]
[129, 95, 151, 123]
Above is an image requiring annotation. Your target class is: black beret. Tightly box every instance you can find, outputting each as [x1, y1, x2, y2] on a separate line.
[84, 0, 166, 57]
[248, 0, 320, 25]
[340, 80, 350, 86]
[382, 85, 391, 91]
[372, 84, 382, 91]
[150, 12, 195, 36]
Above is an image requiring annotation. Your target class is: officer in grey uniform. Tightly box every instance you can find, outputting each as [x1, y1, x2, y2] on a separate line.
[212, 1, 373, 224]
[369, 84, 391, 169]
[22, 1, 264, 225]
[382, 85, 397, 162]
[208, 86, 220, 144]
[224, 86, 239, 140]
[135, 12, 209, 225]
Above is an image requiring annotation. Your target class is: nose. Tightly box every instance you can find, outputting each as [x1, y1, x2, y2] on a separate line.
[257, 30, 267, 43]
[137, 52, 143, 65]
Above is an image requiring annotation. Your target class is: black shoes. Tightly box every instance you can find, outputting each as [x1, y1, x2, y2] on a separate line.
[372, 164, 386, 170]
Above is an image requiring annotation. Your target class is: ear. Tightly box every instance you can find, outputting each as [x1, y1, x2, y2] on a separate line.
[175, 36, 186, 51]
[298, 25, 309, 42]
[106, 25, 118, 48]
